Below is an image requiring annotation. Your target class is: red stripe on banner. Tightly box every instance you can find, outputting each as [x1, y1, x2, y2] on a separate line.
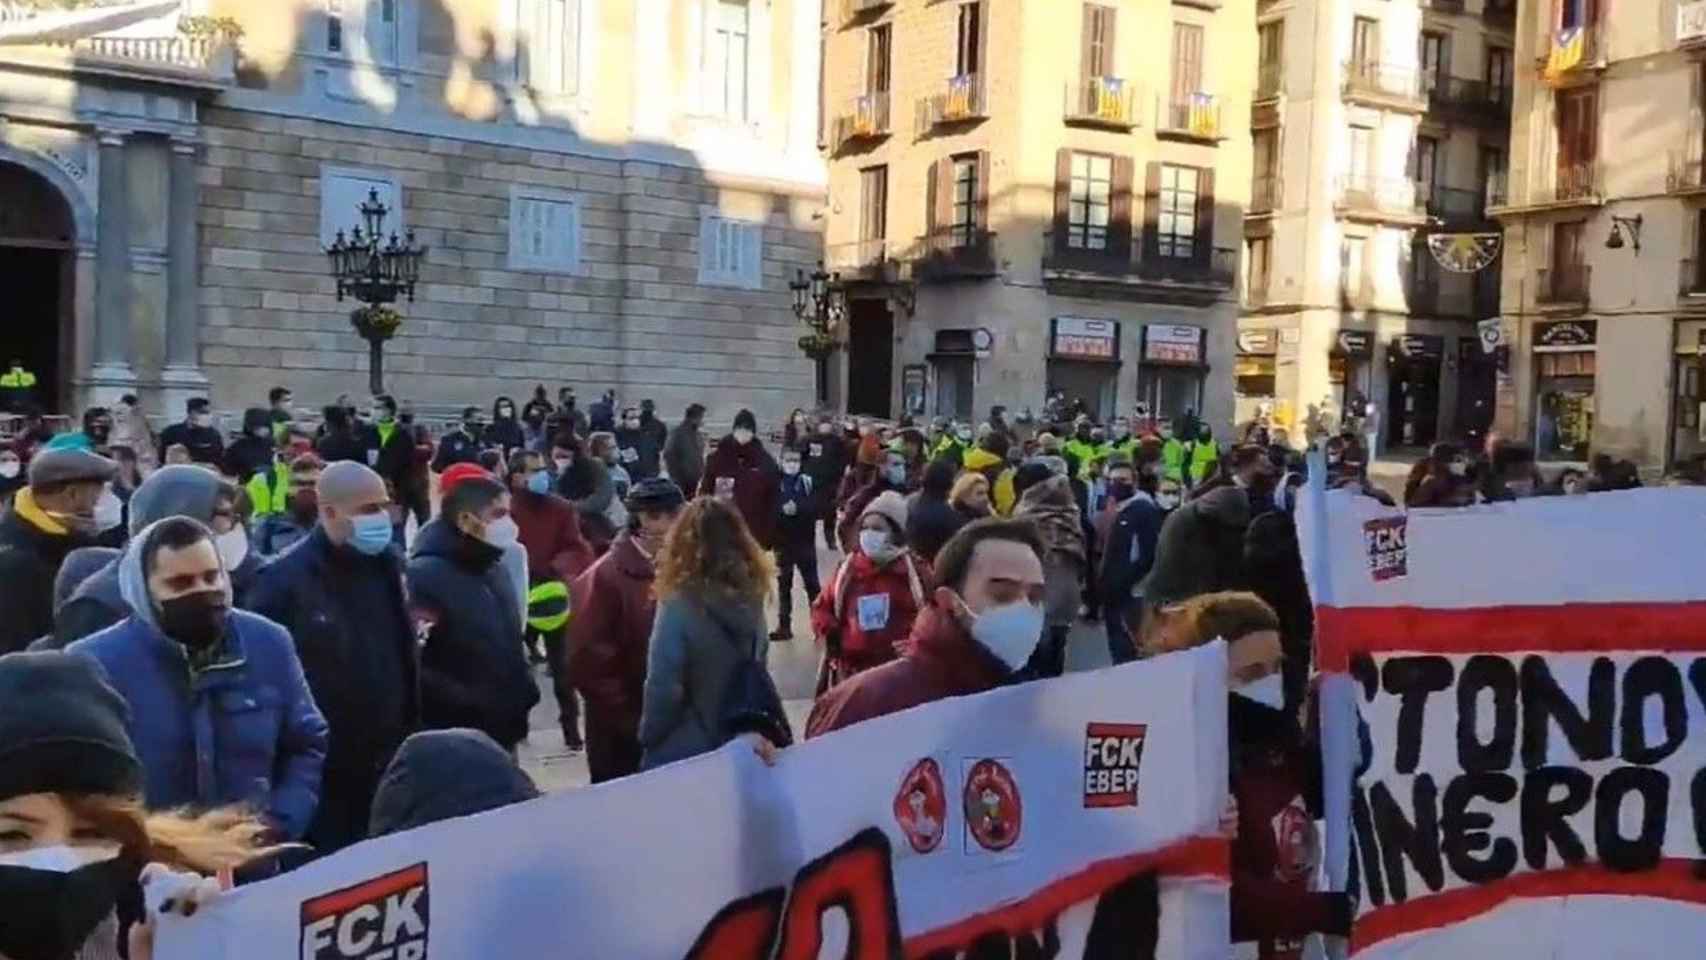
[299, 863, 427, 922]
[902, 836, 1229, 958]
[1315, 602, 1706, 673]
[1350, 859, 1706, 954]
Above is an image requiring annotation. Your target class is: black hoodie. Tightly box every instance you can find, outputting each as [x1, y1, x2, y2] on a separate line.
[483, 396, 525, 453]
[368, 728, 539, 837]
[223, 407, 278, 484]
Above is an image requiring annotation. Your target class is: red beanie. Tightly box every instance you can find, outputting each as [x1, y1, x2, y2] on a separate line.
[439, 462, 491, 494]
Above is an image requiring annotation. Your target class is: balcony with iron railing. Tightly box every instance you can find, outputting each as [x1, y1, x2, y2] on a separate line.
[1041, 233, 1236, 305]
[1427, 76, 1512, 125]
[918, 74, 986, 130]
[1343, 61, 1426, 110]
[1680, 258, 1706, 299]
[1667, 148, 1706, 194]
[1336, 176, 1428, 223]
[1064, 77, 1140, 130]
[1255, 62, 1283, 101]
[1157, 93, 1224, 142]
[1426, 185, 1490, 225]
[1135, 246, 1238, 288]
[1541, 161, 1603, 206]
[832, 91, 892, 150]
[910, 228, 999, 282]
[826, 238, 892, 280]
[840, 0, 894, 25]
[1537, 263, 1590, 308]
[1485, 172, 1509, 209]
[1537, 23, 1604, 75]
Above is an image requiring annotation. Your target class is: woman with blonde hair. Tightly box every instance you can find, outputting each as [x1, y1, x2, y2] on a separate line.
[0, 651, 278, 960]
[948, 471, 992, 523]
[639, 497, 790, 770]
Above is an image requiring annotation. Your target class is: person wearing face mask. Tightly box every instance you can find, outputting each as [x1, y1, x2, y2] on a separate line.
[1012, 465, 1087, 678]
[698, 409, 781, 550]
[807, 519, 1047, 736]
[770, 446, 823, 642]
[433, 407, 488, 472]
[505, 451, 595, 748]
[222, 408, 279, 487]
[0, 447, 24, 506]
[588, 388, 617, 435]
[1144, 592, 1351, 957]
[1140, 478, 1253, 616]
[929, 420, 970, 468]
[156, 398, 223, 467]
[837, 448, 911, 552]
[245, 461, 417, 853]
[568, 478, 685, 782]
[69, 516, 329, 840]
[254, 453, 322, 556]
[812, 491, 932, 691]
[664, 403, 707, 495]
[63, 406, 116, 457]
[0, 449, 116, 653]
[802, 414, 850, 552]
[906, 459, 969, 563]
[482, 396, 526, 454]
[1099, 463, 1166, 665]
[1481, 441, 1541, 501]
[569, 432, 628, 552]
[407, 474, 539, 751]
[1406, 443, 1471, 508]
[616, 406, 664, 481]
[358, 395, 418, 530]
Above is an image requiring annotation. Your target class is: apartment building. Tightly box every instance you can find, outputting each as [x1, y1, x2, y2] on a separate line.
[818, 0, 1253, 428]
[1493, 0, 1706, 471]
[0, 0, 824, 424]
[1242, 0, 1514, 447]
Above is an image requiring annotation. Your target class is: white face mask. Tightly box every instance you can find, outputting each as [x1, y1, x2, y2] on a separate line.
[967, 601, 1046, 672]
[733, 428, 754, 446]
[191, 413, 212, 428]
[481, 515, 520, 549]
[1234, 673, 1285, 710]
[782, 461, 801, 476]
[93, 488, 124, 532]
[884, 464, 908, 486]
[215, 524, 249, 568]
[858, 529, 900, 563]
[0, 460, 19, 479]
[1448, 460, 1468, 477]
[1157, 493, 1181, 510]
[0, 843, 121, 872]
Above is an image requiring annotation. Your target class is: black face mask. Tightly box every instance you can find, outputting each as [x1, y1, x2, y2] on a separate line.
[0, 855, 137, 960]
[157, 590, 231, 650]
[1107, 481, 1136, 502]
[1227, 693, 1294, 752]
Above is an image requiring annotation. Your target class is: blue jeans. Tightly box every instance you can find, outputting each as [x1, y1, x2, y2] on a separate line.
[1105, 599, 1139, 665]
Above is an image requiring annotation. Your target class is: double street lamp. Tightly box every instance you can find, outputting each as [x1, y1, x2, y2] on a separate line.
[790, 261, 847, 408]
[325, 189, 428, 395]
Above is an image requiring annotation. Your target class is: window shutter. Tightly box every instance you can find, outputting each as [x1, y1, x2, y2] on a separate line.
[1053, 149, 1073, 253]
[933, 159, 953, 238]
[1103, 8, 1117, 77]
[925, 161, 940, 235]
[975, 150, 991, 234]
[1140, 161, 1161, 260]
[1194, 167, 1215, 267]
[1080, 7, 1095, 80]
[741, 222, 763, 289]
[1108, 156, 1134, 262]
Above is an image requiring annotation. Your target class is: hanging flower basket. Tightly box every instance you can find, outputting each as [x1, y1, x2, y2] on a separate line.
[797, 330, 840, 361]
[351, 305, 404, 342]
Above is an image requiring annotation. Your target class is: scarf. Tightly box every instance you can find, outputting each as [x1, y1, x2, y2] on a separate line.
[13, 486, 68, 535]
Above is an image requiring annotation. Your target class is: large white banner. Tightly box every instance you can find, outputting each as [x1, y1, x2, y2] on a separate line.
[1301, 486, 1706, 959]
[159, 644, 1232, 959]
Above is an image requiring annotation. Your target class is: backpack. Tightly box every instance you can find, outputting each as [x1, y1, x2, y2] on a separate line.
[694, 599, 795, 749]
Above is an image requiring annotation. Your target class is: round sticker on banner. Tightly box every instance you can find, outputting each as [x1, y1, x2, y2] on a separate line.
[893, 759, 947, 854]
[962, 759, 1022, 852]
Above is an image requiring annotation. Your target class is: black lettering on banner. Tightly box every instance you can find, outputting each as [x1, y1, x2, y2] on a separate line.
[1689, 659, 1706, 717]
[1351, 785, 1386, 907]
[1351, 654, 1380, 702]
[1520, 656, 1614, 770]
[1457, 656, 1518, 773]
[1440, 773, 1518, 883]
[1519, 766, 1592, 870]
[1693, 768, 1706, 866]
[1383, 657, 1455, 776]
[1594, 767, 1669, 873]
[1368, 776, 1444, 903]
[1620, 657, 1688, 766]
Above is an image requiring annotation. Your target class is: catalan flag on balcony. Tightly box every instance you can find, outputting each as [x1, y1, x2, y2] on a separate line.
[1096, 77, 1125, 121]
[944, 75, 973, 120]
[1542, 27, 1584, 86]
[1187, 93, 1218, 138]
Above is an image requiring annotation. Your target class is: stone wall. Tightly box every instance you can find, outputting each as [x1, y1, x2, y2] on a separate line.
[195, 105, 822, 427]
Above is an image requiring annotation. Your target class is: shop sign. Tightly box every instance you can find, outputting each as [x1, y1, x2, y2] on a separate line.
[1534, 319, 1597, 350]
[1334, 330, 1372, 356]
[1141, 325, 1204, 365]
[1393, 334, 1444, 360]
[1237, 329, 1278, 355]
[1681, 0, 1706, 45]
[1053, 317, 1120, 361]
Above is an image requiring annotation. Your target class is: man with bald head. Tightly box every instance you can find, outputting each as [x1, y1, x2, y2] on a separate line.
[247, 460, 419, 853]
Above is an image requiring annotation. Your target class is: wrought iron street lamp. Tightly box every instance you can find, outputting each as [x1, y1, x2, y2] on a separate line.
[790, 260, 847, 408]
[325, 189, 428, 394]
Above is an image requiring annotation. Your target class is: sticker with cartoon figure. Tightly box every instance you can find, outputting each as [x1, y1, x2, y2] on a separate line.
[892, 758, 946, 854]
[961, 758, 1022, 854]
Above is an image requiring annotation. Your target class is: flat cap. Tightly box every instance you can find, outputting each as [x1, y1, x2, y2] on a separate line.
[27, 448, 117, 488]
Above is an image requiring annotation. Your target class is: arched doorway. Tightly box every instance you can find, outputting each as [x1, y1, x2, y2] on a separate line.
[0, 161, 76, 413]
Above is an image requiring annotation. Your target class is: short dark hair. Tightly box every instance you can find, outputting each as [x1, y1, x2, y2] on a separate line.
[119, 393, 139, 407]
[462, 406, 482, 420]
[932, 518, 1045, 594]
[442, 475, 505, 524]
[922, 458, 957, 496]
[269, 387, 291, 404]
[508, 449, 542, 477]
[322, 405, 348, 429]
[374, 394, 397, 413]
[980, 432, 1011, 458]
[187, 398, 209, 413]
[1228, 444, 1266, 472]
[140, 516, 215, 578]
[686, 403, 706, 420]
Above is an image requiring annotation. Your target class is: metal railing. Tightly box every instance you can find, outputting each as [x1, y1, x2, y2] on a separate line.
[1042, 231, 1133, 274]
[1667, 150, 1706, 192]
[1548, 161, 1602, 204]
[1541, 23, 1602, 72]
[826, 238, 890, 275]
[47, 35, 229, 72]
[911, 229, 998, 280]
[1135, 246, 1238, 287]
[1428, 76, 1511, 120]
[919, 73, 985, 127]
[1159, 93, 1223, 139]
[1336, 176, 1426, 217]
[834, 91, 892, 146]
[1428, 185, 1487, 223]
[1485, 172, 1509, 208]
[1255, 62, 1282, 99]
[1064, 76, 1139, 129]
[1681, 258, 1706, 297]
[1343, 60, 1425, 104]
[1251, 174, 1282, 213]
[1537, 263, 1590, 304]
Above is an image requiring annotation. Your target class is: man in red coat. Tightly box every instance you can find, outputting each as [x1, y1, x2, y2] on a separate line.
[567, 478, 685, 782]
[697, 409, 779, 548]
[807, 518, 1047, 737]
[505, 450, 597, 749]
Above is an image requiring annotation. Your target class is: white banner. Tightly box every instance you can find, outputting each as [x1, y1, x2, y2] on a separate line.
[1300, 486, 1706, 959]
[159, 645, 1233, 959]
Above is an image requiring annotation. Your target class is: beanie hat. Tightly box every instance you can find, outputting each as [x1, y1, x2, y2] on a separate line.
[0, 652, 142, 803]
[439, 463, 491, 495]
[626, 477, 685, 514]
[733, 409, 757, 433]
[860, 490, 909, 537]
[28, 447, 116, 487]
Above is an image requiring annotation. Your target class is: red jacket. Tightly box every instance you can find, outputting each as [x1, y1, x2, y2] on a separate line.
[566, 533, 656, 783]
[1230, 737, 1347, 958]
[806, 605, 1007, 738]
[698, 436, 780, 548]
[510, 489, 595, 583]
[810, 550, 933, 677]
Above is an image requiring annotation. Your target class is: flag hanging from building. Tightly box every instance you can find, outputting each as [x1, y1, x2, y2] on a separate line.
[1426, 233, 1502, 273]
[1542, 27, 1585, 86]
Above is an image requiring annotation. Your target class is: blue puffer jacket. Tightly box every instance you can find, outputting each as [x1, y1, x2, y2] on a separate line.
[69, 606, 329, 839]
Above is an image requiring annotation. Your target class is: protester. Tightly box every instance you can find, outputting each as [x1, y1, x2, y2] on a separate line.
[574, 431, 631, 551]
[588, 389, 617, 434]
[836, 430, 883, 526]
[0, 445, 24, 505]
[245, 461, 418, 853]
[506, 450, 596, 750]
[639, 496, 787, 770]
[772, 444, 822, 642]
[482, 396, 525, 454]
[1482, 442, 1542, 500]
[69, 516, 329, 840]
[907, 458, 968, 563]
[1099, 464, 1167, 665]
[568, 478, 685, 783]
[0, 448, 115, 653]
[254, 453, 323, 556]
[313, 404, 366, 464]
[556, 386, 589, 438]
[837, 446, 910, 552]
[802, 415, 848, 550]
[1012, 466, 1087, 677]
[222, 408, 277, 485]
[664, 403, 707, 494]
[946, 471, 990, 524]
[1141, 480, 1251, 613]
[698, 409, 779, 550]
[157, 398, 223, 467]
[961, 432, 1016, 516]
[1406, 443, 1474, 508]
[367, 729, 541, 838]
[408, 474, 538, 752]
[813, 491, 931, 692]
[433, 406, 486, 471]
[617, 405, 664, 481]
[807, 519, 1046, 736]
[1558, 467, 1588, 495]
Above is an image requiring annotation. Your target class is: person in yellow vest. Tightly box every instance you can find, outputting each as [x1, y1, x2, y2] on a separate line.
[0, 358, 38, 414]
[1063, 416, 1101, 474]
[1159, 421, 1188, 485]
[961, 432, 1019, 516]
[1186, 423, 1221, 489]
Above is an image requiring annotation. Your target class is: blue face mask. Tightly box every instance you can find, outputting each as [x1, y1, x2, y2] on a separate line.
[527, 470, 552, 495]
[349, 512, 393, 555]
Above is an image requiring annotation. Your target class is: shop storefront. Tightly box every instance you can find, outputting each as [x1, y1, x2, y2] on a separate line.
[1047, 317, 1122, 421]
[1532, 319, 1596, 462]
[1137, 325, 1207, 428]
[1329, 329, 1373, 424]
[1671, 323, 1704, 469]
[1234, 329, 1278, 428]
[1386, 334, 1443, 448]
